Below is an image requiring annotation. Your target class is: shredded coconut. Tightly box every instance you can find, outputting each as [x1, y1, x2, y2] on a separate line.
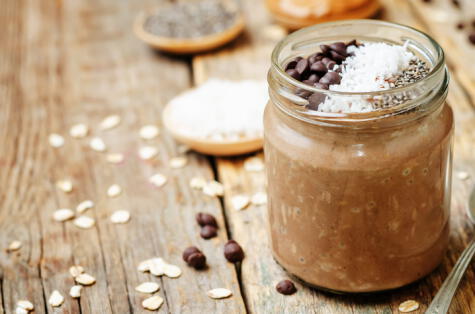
[167, 79, 268, 141]
[318, 42, 418, 113]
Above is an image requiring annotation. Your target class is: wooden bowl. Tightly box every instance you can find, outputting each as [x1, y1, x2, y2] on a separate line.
[162, 102, 263, 156]
[134, 2, 245, 54]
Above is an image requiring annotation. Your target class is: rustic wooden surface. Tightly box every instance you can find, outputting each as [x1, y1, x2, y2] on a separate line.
[1, 0, 475, 313]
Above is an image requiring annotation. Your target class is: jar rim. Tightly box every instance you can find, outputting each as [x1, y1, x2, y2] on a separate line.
[271, 19, 445, 97]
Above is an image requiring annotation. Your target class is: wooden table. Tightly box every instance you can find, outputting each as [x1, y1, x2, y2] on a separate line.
[1, 0, 475, 313]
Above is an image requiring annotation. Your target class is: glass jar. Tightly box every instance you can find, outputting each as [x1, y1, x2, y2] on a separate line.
[265, 20, 453, 293]
[264, 0, 380, 30]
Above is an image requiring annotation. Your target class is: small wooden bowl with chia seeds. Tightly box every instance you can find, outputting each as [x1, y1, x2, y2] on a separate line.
[134, 0, 245, 54]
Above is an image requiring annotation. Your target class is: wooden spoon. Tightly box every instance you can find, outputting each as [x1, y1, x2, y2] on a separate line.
[162, 102, 263, 156]
[133, 1, 245, 54]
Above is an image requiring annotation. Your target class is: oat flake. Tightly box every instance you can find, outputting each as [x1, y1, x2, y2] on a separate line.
[69, 265, 84, 278]
[142, 295, 164, 311]
[8, 240, 22, 252]
[251, 192, 267, 206]
[140, 125, 160, 140]
[48, 290, 64, 307]
[135, 282, 160, 294]
[106, 153, 124, 164]
[457, 171, 470, 180]
[203, 180, 224, 197]
[76, 200, 94, 214]
[244, 157, 264, 172]
[149, 258, 167, 276]
[75, 273, 96, 286]
[17, 300, 34, 311]
[110, 210, 130, 224]
[207, 288, 232, 299]
[163, 264, 182, 278]
[149, 173, 167, 187]
[49, 134, 64, 148]
[90, 137, 106, 152]
[69, 124, 89, 138]
[138, 146, 158, 160]
[169, 156, 187, 169]
[398, 300, 419, 312]
[231, 194, 250, 211]
[100, 115, 121, 130]
[73, 216, 95, 229]
[190, 177, 206, 190]
[107, 184, 122, 197]
[137, 259, 153, 272]
[56, 180, 73, 193]
[69, 285, 82, 298]
[53, 209, 75, 222]
[15, 307, 29, 314]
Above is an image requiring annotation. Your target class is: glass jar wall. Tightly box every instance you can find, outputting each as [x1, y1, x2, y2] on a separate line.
[265, 20, 453, 293]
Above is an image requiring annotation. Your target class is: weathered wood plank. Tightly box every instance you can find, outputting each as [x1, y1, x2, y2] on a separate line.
[0, 0, 246, 313]
[194, 0, 475, 313]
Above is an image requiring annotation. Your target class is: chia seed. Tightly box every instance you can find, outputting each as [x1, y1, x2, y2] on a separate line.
[143, 0, 238, 39]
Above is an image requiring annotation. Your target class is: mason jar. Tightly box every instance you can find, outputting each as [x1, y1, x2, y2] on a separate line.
[265, 20, 453, 293]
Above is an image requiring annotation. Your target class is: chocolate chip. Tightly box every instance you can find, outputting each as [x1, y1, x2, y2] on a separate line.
[321, 57, 333, 66]
[200, 225, 218, 239]
[347, 39, 358, 47]
[326, 61, 337, 70]
[314, 83, 329, 90]
[183, 246, 200, 262]
[276, 280, 297, 295]
[330, 51, 344, 63]
[456, 22, 465, 30]
[307, 92, 326, 110]
[302, 80, 314, 86]
[286, 69, 300, 80]
[196, 212, 218, 228]
[329, 42, 347, 56]
[224, 240, 244, 263]
[320, 72, 341, 85]
[307, 74, 319, 83]
[295, 59, 309, 75]
[320, 44, 331, 55]
[469, 32, 475, 45]
[310, 61, 327, 74]
[285, 60, 298, 70]
[472, 20, 475, 28]
[451, 0, 460, 8]
[187, 252, 207, 269]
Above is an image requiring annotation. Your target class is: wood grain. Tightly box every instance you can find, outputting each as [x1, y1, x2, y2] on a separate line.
[0, 0, 245, 313]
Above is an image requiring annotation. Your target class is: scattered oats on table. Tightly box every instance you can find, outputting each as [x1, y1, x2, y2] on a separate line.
[398, 300, 420, 312]
[106, 153, 124, 164]
[142, 295, 164, 311]
[69, 265, 85, 278]
[107, 184, 122, 197]
[90, 137, 107, 152]
[48, 290, 64, 307]
[251, 192, 267, 206]
[16, 300, 34, 311]
[149, 173, 167, 187]
[190, 177, 207, 190]
[244, 156, 265, 172]
[203, 180, 224, 197]
[457, 171, 470, 180]
[76, 200, 94, 214]
[169, 156, 188, 169]
[56, 179, 73, 193]
[69, 123, 89, 138]
[69, 285, 82, 298]
[53, 208, 75, 222]
[138, 146, 158, 160]
[75, 273, 96, 286]
[207, 288, 233, 299]
[135, 282, 160, 294]
[7, 240, 22, 252]
[100, 115, 121, 130]
[15, 307, 29, 314]
[140, 125, 160, 140]
[110, 210, 131, 224]
[73, 216, 95, 229]
[231, 194, 250, 211]
[49, 133, 65, 148]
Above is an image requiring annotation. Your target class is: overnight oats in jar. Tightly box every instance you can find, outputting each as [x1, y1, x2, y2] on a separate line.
[265, 20, 453, 293]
